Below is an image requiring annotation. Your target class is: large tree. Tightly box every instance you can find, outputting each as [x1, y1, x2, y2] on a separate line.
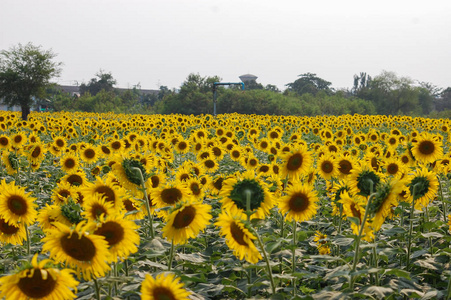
[79, 70, 117, 96]
[285, 73, 333, 96]
[0, 43, 62, 120]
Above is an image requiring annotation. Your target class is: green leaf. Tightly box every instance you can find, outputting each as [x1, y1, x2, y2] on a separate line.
[421, 232, 444, 239]
[382, 226, 407, 236]
[266, 240, 282, 254]
[385, 268, 411, 280]
[347, 216, 361, 226]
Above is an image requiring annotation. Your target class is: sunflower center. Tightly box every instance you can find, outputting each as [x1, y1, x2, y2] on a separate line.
[0, 218, 19, 234]
[418, 141, 435, 155]
[288, 192, 309, 212]
[212, 147, 222, 156]
[287, 153, 303, 171]
[31, 146, 41, 158]
[259, 166, 270, 173]
[61, 233, 96, 261]
[111, 141, 121, 150]
[321, 161, 333, 173]
[7, 195, 27, 215]
[18, 268, 56, 298]
[178, 142, 187, 150]
[92, 204, 107, 219]
[95, 186, 116, 203]
[231, 150, 240, 158]
[338, 160, 352, 175]
[350, 203, 362, 222]
[150, 175, 160, 188]
[0, 137, 8, 146]
[230, 222, 248, 246]
[94, 221, 124, 246]
[213, 178, 224, 191]
[204, 160, 215, 169]
[84, 149, 95, 159]
[387, 163, 399, 175]
[229, 179, 265, 211]
[172, 206, 196, 229]
[190, 183, 200, 195]
[261, 141, 268, 148]
[101, 146, 111, 155]
[64, 158, 76, 169]
[14, 136, 22, 143]
[67, 174, 83, 186]
[180, 174, 190, 181]
[123, 199, 137, 211]
[161, 188, 183, 205]
[153, 287, 176, 300]
[56, 139, 65, 147]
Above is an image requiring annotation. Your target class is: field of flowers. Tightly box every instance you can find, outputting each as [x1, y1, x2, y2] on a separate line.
[0, 111, 450, 299]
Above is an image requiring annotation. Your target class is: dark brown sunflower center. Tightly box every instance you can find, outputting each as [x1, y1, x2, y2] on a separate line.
[329, 145, 338, 153]
[111, 141, 121, 150]
[161, 188, 182, 204]
[67, 174, 83, 186]
[213, 178, 224, 190]
[95, 186, 116, 203]
[94, 221, 124, 246]
[31, 146, 41, 158]
[212, 147, 222, 157]
[7, 195, 27, 215]
[153, 287, 176, 300]
[123, 199, 137, 211]
[180, 174, 190, 181]
[350, 203, 362, 222]
[287, 153, 303, 171]
[418, 141, 435, 155]
[204, 160, 215, 169]
[230, 222, 248, 246]
[288, 192, 309, 212]
[0, 137, 8, 146]
[261, 141, 268, 148]
[259, 166, 270, 173]
[178, 142, 187, 150]
[338, 160, 352, 175]
[84, 149, 95, 159]
[18, 268, 57, 298]
[64, 158, 76, 169]
[0, 218, 19, 234]
[172, 206, 196, 229]
[270, 132, 279, 139]
[101, 146, 111, 155]
[387, 163, 399, 175]
[14, 136, 22, 143]
[91, 204, 107, 218]
[401, 156, 410, 163]
[150, 176, 160, 188]
[56, 139, 65, 147]
[190, 183, 200, 195]
[231, 150, 240, 158]
[61, 233, 96, 261]
[321, 161, 333, 173]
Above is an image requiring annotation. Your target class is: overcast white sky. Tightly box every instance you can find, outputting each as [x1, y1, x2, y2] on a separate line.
[1, 0, 450, 91]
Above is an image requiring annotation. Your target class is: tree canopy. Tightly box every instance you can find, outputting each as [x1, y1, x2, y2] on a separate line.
[0, 43, 62, 119]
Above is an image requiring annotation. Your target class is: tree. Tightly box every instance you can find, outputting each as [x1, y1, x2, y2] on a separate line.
[79, 70, 117, 96]
[0, 43, 62, 120]
[285, 73, 333, 96]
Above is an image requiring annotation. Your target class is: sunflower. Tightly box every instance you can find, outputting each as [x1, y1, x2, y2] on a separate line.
[61, 170, 88, 188]
[82, 176, 126, 211]
[148, 172, 166, 190]
[112, 154, 148, 195]
[51, 181, 78, 205]
[0, 254, 79, 300]
[2, 151, 19, 175]
[367, 179, 403, 231]
[140, 272, 191, 300]
[0, 179, 37, 226]
[11, 132, 27, 149]
[0, 134, 10, 150]
[340, 191, 374, 242]
[209, 175, 225, 196]
[90, 214, 140, 261]
[405, 167, 439, 211]
[317, 153, 339, 180]
[280, 145, 313, 180]
[60, 154, 80, 174]
[0, 216, 26, 245]
[37, 203, 72, 231]
[411, 133, 443, 164]
[382, 157, 406, 179]
[80, 145, 99, 164]
[109, 139, 124, 153]
[151, 181, 191, 213]
[82, 193, 116, 221]
[185, 177, 205, 201]
[162, 200, 212, 245]
[278, 180, 319, 222]
[336, 154, 355, 178]
[26, 143, 47, 165]
[313, 231, 331, 255]
[220, 170, 274, 220]
[200, 157, 219, 173]
[41, 221, 111, 280]
[215, 211, 262, 264]
[349, 164, 382, 197]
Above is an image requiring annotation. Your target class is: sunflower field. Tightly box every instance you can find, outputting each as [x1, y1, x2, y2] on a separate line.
[0, 111, 451, 299]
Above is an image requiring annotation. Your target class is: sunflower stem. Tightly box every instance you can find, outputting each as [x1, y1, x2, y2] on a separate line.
[425, 206, 433, 255]
[406, 184, 418, 271]
[438, 175, 448, 223]
[25, 224, 30, 256]
[446, 271, 451, 300]
[124, 259, 129, 277]
[292, 220, 297, 296]
[168, 240, 175, 271]
[94, 278, 101, 300]
[350, 192, 375, 290]
[132, 167, 155, 239]
[372, 245, 380, 286]
[254, 229, 276, 295]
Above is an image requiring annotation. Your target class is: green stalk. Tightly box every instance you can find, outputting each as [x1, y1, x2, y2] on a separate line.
[425, 206, 433, 255]
[406, 184, 418, 271]
[372, 245, 379, 286]
[132, 167, 154, 239]
[25, 224, 30, 256]
[254, 229, 276, 295]
[94, 278, 101, 300]
[438, 175, 448, 223]
[292, 220, 297, 296]
[350, 193, 374, 290]
[168, 240, 175, 271]
[446, 272, 451, 300]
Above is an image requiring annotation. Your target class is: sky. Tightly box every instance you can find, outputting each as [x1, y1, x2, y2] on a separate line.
[1, 0, 450, 92]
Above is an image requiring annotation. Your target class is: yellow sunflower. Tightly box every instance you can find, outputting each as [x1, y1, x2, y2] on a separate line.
[382, 157, 407, 179]
[316, 153, 339, 180]
[60, 154, 80, 174]
[220, 170, 274, 220]
[185, 177, 206, 201]
[140, 273, 191, 300]
[0, 216, 26, 245]
[280, 145, 313, 180]
[42, 221, 111, 280]
[90, 214, 140, 262]
[278, 180, 319, 222]
[81, 193, 116, 221]
[112, 154, 148, 196]
[0, 134, 11, 150]
[0, 254, 79, 300]
[81, 176, 126, 211]
[2, 151, 19, 175]
[151, 181, 191, 213]
[313, 231, 331, 255]
[411, 133, 443, 164]
[37, 203, 72, 232]
[215, 211, 262, 264]
[61, 170, 88, 188]
[405, 167, 439, 211]
[0, 179, 37, 226]
[368, 179, 403, 231]
[51, 181, 78, 205]
[340, 191, 374, 242]
[80, 145, 99, 164]
[162, 200, 212, 245]
[26, 143, 47, 165]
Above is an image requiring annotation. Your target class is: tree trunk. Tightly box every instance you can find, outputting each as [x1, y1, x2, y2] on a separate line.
[21, 105, 30, 120]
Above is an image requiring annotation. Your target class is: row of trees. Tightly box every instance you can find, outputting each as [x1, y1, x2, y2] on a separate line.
[1, 43, 450, 119]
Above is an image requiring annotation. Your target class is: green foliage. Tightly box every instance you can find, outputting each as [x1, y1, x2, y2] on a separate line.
[79, 70, 117, 96]
[286, 72, 333, 96]
[0, 42, 62, 120]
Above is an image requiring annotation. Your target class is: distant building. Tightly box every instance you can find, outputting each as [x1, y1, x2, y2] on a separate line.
[239, 74, 258, 83]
